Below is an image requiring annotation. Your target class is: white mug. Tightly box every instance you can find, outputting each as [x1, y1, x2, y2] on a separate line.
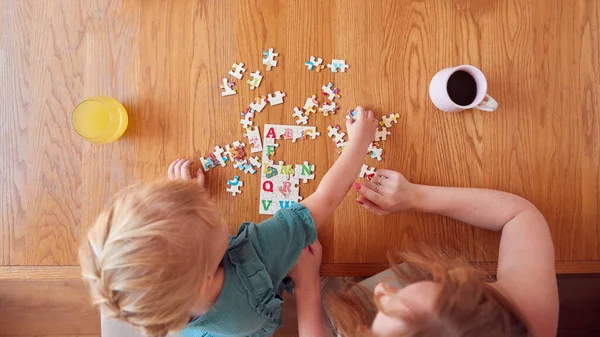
[429, 65, 498, 113]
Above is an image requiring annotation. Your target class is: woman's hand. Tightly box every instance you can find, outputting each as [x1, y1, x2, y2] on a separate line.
[354, 169, 418, 215]
[289, 240, 323, 293]
[346, 106, 379, 150]
[167, 158, 205, 186]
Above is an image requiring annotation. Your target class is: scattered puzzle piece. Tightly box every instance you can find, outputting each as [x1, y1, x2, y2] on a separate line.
[240, 111, 254, 129]
[380, 113, 400, 127]
[322, 82, 341, 101]
[293, 107, 308, 125]
[346, 109, 358, 120]
[327, 59, 349, 73]
[262, 48, 279, 71]
[226, 176, 243, 196]
[199, 156, 216, 171]
[244, 126, 263, 153]
[359, 164, 376, 180]
[368, 142, 383, 161]
[212, 146, 228, 167]
[247, 70, 263, 90]
[305, 56, 324, 71]
[295, 161, 315, 183]
[327, 125, 346, 144]
[374, 127, 391, 141]
[248, 156, 262, 168]
[220, 78, 236, 96]
[249, 96, 268, 112]
[228, 62, 246, 80]
[267, 91, 286, 105]
[303, 95, 319, 114]
[225, 141, 246, 162]
[319, 102, 339, 116]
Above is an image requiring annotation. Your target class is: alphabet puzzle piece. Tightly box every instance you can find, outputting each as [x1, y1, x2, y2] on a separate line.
[212, 146, 228, 167]
[226, 176, 243, 196]
[267, 91, 286, 106]
[322, 82, 341, 101]
[294, 161, 315, 183]
[327, 125, 346, 144]
[225, 141, 246, 162]
[327, 59, 349, 73]
[249, 96, 268, 112]
[368, 142, 383, 161]
[359, 164, 376, 180]
[374, 127, 391, 141]
[319, 102, 339, 116]
[303, 95, 319, 114]
[305, 56, 324, 71]
[243, 126, 263, 153]
[247, 70, 263, 90]
[199, 156, 216, 171]
[228, 62, 246, 80]
[240, 110, 254, 129]
[220, 78, 236, 96]
[262, 48, 279, 71]
[248, 156, 262, 168]
[293, 107, 308, 125]
[380, 113, 400, 127]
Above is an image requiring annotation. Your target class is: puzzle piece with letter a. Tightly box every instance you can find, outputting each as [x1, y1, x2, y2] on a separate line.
[327, 59, 349, 73]
[249, 96, 268, 112]
[247, 70, 262, 90]
[359, 164, 376, 180]
[228, 62, 246, 80]
[267, 91, 286, 106]
[226, 176, 243, 196]
[262, 48, 279, 71]
[305, 56, 324, 71]
[220, 78, 236, 96]
[380, 113, 400, 127]
[327, 125, 346, 144]
[303, 95, 319, 114]
[322, 82, 341, 101]
[293, 107, 308, 125]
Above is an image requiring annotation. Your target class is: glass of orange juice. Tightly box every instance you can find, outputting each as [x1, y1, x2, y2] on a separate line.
[71, 96, 128, 144]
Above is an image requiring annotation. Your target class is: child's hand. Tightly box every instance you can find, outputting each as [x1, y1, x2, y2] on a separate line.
[167, 158, 205, 186]
[289, 240, 322, 293]
[346, 106, 379, 149]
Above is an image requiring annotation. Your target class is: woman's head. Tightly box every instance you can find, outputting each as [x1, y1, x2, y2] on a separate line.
[79, 179, 229, 337]
[328, 247, 532, 337]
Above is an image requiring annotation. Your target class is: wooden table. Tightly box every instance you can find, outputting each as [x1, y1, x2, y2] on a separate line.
[1, 0, 599, 277]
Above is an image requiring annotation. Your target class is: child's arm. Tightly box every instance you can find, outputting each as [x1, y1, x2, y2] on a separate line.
[301, 106, 378, 227]
[356, 171, 558, 337]
[289, 240, 331, 337]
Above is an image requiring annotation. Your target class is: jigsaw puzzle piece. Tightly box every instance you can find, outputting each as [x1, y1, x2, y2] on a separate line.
[303, 95, 319, 114]
[243, 126, 263, 153]
[226, 176, 243, 196]
[305, 56, 324, 71]
[247, 70, 263, 90]
[229, 62, 246, 80]
[267, 91, 286, 106]
[294, 161, 315, 183]
[319, 102, 339, 116]
[262, 48, 279, 71]
[374, 127, 391, 141]
[293, 107, 308, 125]
[249, 96, 268, 112]
[359, 164, 376, 180]
[321, 82, 341, 101]
[380, 113, 400, 127]
[220, 78, 236, 96]
[327, 59, 349, 73]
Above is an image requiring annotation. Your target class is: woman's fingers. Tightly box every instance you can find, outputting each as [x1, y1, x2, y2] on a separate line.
[354, 182, 386, 206]
[181, 160, 193, 179]
[357, 196, 388, 215]
[374, 169, 401, 180]
[168, 159, 179, 179]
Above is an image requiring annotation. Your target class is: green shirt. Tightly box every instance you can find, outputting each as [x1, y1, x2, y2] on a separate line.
[181, 203, 316, 337]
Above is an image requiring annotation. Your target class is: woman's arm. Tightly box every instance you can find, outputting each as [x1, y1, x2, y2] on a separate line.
[356, 170, 558, 337]
[301, 106, 378, 227]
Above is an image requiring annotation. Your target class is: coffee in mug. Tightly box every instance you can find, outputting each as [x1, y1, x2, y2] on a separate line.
[429, 65, 498, 113]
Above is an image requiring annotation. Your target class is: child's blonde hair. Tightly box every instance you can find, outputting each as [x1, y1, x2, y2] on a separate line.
[79, 179, 222, 337]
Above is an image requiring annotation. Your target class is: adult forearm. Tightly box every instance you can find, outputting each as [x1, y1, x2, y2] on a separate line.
[412, 184, 539, 232]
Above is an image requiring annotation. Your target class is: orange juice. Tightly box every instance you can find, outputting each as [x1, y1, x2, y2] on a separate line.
[71, 96, 128, 143]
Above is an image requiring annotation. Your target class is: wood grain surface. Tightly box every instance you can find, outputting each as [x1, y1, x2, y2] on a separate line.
[1, 0, 599, 274]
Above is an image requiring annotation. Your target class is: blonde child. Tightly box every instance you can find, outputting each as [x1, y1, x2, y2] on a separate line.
[79, 107, 379, 337]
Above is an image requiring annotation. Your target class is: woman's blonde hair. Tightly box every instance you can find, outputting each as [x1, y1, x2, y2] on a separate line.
[79, 179, 222, 337]
[327, 246, 532, 337]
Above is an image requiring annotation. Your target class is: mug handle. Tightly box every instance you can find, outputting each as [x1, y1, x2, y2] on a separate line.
[476, 94, 498, 112]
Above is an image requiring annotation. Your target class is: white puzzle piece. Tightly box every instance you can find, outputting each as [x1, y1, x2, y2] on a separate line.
[226, 176, 243, 196]
[212, 146, 228, 167]
[247, 70, 263, 90]
[293, 107, 308, 125]
[327, 125, 346, 144]
[374, 127, 391, 141]
[327, 59, 349, 73]
[267, 91, 286, 106]
[225, 141, 246, 162]
[368, 142, 383, 161]
[303, 95, 319, 114]
[321, 82, 341, 101]
[305, 56, 324, 71]
[243, 126, 263, 153]
[220, 78, 236, 96]
[359, 164, 376, 180]
[262, 48, 279, 71]
[240, 110, 254, 129]
[229, 62, 246, 80]
[294, 161, 315, 183]
[248, 156, 262, 168]
[249, 96, 268, 112]
[380, 113, 400, 127]
[319, 102, 339, 116]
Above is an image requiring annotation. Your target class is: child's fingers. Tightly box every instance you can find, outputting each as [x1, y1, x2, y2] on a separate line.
[173, 159, 185, 178]
[168, 159, 179, 179]
[196, 169, 206, 187]
[355, 106, 366, 120]
[357, 197, 388, 215]
[346, 118, 354, 129]
[181, 160, 193, 179]
[366, 109, 374, 120]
